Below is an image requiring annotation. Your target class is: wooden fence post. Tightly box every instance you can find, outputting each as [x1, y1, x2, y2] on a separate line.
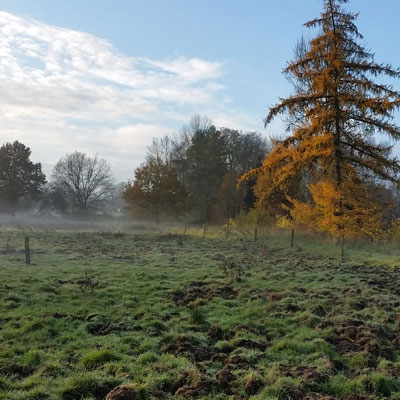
[290, 228, 294, 247]
[254, 223, 258, 242]
[25, 236, 31, 265]
[341, 234, 345, 259]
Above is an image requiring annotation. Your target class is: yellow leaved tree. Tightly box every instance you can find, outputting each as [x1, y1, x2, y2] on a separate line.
[241, 0, 400, 240]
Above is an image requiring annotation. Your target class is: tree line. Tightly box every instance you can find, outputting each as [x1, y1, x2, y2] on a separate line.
[0, 141, 115, 215]
[0, 119, 268, 222]
[3, 0, 400, 241]
[124, 116, 269, 224]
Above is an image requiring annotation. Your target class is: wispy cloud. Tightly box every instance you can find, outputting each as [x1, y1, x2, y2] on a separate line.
[0, 11, 258, 180]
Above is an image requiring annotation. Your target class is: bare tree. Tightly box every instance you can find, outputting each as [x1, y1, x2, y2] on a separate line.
[146, 136, 174, 165]
[51, 151, 113, 212]
[182, 115, 213, 136]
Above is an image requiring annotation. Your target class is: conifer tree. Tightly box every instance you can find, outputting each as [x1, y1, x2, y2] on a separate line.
[242, 0, 400, 238]
[0, 141, 46, 210]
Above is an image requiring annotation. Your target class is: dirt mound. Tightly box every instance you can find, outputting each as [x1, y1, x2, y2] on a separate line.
[164, 334, 201, 354]
[207, 324, 224, 341]
[106, 384, 138, 400]
[215, 369, 235, 393]
[211, 352, 228, 362]
[174, 378, 212, 398]
[280, 386, 304, 400]
[224, 353, 251, 370]
[304, 394, 337, 400]
[327, 319, 394, 364]
[292, 365, 326, 384]
[171, 283, 237, 305]
[233, 338, 267, 351]
[85, 314, 126, 335]
[193, 347, 214, 362]
[244, 374, 263, 395]
[164, 335, 213, 361]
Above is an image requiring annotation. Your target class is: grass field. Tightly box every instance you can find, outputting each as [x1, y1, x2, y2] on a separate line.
[1, 226, 400, 399]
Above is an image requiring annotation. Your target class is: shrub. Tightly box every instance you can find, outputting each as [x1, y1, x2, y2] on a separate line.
[188, 298, 206, 324]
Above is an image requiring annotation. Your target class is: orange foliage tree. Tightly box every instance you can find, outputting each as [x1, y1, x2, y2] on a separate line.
[241, 0, 400, 239]
[123, 157, 188, 226]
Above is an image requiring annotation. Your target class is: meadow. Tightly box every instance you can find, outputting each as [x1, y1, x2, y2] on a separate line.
[1, 225, 400, 399]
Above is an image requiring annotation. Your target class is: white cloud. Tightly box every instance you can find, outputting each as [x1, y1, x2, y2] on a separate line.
[0, 11, 259, 180]
[144, 57, 223, 83]
[0, 11, 224, 121]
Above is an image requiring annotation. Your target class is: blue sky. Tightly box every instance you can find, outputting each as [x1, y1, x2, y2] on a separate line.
[1, 0, 400, 181]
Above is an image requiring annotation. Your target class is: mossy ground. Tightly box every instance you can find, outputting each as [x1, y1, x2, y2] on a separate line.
[1, 226, 400, 399]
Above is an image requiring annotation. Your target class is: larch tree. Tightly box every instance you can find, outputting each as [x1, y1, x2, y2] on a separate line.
[241, 0, 400, 239]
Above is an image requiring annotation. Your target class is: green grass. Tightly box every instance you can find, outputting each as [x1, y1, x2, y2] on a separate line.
[1, 226, 400, 399]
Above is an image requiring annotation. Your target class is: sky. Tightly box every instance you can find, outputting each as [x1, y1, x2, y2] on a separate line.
[1, 0, 400, 181]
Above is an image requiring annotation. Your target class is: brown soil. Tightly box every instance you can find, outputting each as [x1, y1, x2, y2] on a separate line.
[304, 394, 337, 400]
[233, 338, 267, 351]
[281, 386, 305, 400]
[244, 375, 263, 395]
[163, 335, 215, 362]
[171, 282, 237, 305]
[343, 395, 372, 400]
[163, 334, 200, 355]
[292, 365, 326, 384]
[207, 324, 224, 341]
[327, 319, 394, 365]
[105, 384, 138, 400]
[174, 378, 212, 398]
[224, 353, 251, 370]
[215, 369, 235, 393]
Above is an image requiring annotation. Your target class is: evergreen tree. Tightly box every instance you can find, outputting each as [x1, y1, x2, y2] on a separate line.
[241, 0, 400, 238]
[185, 125, 227, 222]
[0, 141, 46, 211]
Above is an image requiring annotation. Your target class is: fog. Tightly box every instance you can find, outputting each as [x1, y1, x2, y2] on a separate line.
[0, 213, 156, 232]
